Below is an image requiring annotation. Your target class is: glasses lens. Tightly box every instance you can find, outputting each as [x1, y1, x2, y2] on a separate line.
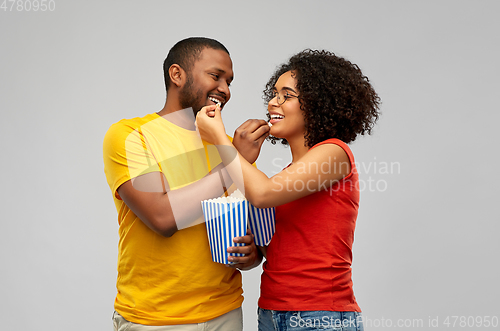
[276, 91, 285, 105]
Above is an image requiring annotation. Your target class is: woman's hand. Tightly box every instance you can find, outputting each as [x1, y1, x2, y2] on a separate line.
[196, 104, 226, 145]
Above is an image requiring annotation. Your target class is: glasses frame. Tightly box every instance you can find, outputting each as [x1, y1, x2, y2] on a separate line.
[273, 90, 299, 105]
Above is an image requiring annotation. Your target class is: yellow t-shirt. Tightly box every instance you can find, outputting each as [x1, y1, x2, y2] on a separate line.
[103, 113, 243, 325]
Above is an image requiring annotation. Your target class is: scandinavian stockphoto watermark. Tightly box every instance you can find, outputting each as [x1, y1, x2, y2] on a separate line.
[289, 314, 499, 329]
[124, 106, 400, 231]
[290, 314, 359, 328]
[360, 315, 499, 329]
[1, 0, 55, 11]
[271, 156, 400, 194]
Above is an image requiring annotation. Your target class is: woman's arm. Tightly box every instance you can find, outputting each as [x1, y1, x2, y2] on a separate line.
[196, 107, 352, 208]
[117, 162, 233, 237]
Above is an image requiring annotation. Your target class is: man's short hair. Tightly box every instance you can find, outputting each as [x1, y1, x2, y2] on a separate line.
[163, 37, 230, 92]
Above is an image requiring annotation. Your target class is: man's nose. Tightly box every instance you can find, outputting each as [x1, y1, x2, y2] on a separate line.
[217, 82, 230, 101]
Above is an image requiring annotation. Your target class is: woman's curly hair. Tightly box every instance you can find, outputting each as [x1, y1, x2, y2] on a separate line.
[264, 49, 380, 147]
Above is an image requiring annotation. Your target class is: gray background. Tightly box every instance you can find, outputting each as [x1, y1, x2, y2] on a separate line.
[1, 1, 499, 330]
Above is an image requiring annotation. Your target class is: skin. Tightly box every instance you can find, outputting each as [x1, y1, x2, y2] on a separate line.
[196, 71, 352, 257]
[117, 48, 269, 270]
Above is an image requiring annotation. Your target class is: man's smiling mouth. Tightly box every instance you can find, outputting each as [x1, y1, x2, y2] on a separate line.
[208, 96, 224, 107]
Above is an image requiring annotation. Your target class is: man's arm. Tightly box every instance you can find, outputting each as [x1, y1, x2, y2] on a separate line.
[232, 119, 270, 164]
[118, 162, 263, 269]
[228, 119, 268, 270]
[109, 113, 268, 265]
[117, 162, 231, 237]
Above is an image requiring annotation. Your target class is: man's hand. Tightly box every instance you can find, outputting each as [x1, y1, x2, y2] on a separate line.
[227, 229, 262, 270]
[232, 119, 270, 164]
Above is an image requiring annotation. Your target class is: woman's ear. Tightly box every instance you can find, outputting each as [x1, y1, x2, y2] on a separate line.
[168, 64, 185, 88]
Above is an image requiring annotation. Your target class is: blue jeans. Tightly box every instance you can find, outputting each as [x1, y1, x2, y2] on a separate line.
[258, 308, 364, 331]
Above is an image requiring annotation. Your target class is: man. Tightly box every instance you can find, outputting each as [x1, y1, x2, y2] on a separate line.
[103, 37, 270, 330]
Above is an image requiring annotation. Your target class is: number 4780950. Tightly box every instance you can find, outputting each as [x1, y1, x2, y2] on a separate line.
[1, 0, 56, 12]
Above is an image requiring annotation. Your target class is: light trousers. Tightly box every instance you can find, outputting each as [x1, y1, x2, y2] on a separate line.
[113, 308, 243, 331]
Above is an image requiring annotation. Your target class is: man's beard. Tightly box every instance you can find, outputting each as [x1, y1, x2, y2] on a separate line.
[178, 74, 205, 116]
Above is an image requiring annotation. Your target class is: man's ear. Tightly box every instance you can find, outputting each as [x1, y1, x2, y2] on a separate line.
[168, 64, 185, 88]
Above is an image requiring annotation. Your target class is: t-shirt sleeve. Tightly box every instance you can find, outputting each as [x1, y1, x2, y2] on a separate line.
[103, 121, 161, 200]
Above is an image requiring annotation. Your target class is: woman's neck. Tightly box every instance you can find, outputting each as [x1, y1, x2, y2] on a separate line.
[288, 135, 309, 164]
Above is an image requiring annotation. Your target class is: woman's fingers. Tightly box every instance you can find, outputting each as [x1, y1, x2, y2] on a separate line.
[199, 104, 217, 116]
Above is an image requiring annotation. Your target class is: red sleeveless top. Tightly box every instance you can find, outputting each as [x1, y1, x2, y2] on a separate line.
[259, 138, 361, 312]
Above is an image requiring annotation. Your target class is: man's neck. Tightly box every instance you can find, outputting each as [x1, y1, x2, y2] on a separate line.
[157, 99, 196, 131]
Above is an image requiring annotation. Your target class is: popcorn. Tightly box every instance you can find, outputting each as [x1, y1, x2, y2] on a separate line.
[201, 190, 275, 264]
[248, 203, 275, 246]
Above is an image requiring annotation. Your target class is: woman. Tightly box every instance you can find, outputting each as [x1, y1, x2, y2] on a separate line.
[197, 49, 380, 331]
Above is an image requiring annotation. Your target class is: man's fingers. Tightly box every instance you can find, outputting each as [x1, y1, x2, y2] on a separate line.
[246, 119, 269, 133]
[253, 124, 270, 138]
[233, 232, 253, 244]
[228, 245, 252, 255]
[227, 252, 253, 263]
[235, 122, 270, 143]
[235, 119, 269, 135]
[228, 230, 254, 254]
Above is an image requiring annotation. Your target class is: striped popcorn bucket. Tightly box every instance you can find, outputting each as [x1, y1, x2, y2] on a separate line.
[248, 205, 275, 246]
[201, 199, 249, 264]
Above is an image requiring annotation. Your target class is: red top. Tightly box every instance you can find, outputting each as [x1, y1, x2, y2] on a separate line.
[259, 138, 361, 312]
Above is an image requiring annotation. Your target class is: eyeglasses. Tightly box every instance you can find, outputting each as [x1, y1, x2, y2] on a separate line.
[272, 90, 299, 105]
